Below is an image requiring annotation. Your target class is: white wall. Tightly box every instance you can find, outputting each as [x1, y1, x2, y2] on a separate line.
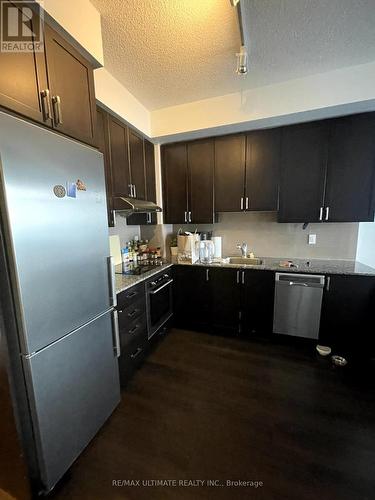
[94, 68, 151, 137]
[356, 221, 375, 267]
[36, 0, 104, 66]
[151, 61, 375, 142]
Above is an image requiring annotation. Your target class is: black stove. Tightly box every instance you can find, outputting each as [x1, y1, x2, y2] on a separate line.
[116, 261, 164, 275]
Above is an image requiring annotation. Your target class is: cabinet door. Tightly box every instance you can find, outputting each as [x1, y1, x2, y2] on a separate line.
[108, 115, 131, 197]
[242, 270, 275, 338]
[210, 268, 241, 335]
[214, 134, 246, 212]
[128, 129, 146, 200]
[0, 2, 50, 125]
[279, 121, 328, 222]
[173, 266, 211, 332]
[245, 128, 280, 211]
[44, 26, 96, 146]
[162, 143, 188, 224]
[319, 275, 375, 360]
[127, 139, 157, 225]
[324, 113, 375, 222]
[96, 107, 114, 227]
[188, 139, 215, 223]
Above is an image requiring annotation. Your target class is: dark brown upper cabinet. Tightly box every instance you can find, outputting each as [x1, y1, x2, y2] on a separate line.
[128, 129, 146, 200]
[0, 2, 50, 126]
[44, 26, 96, 146]
[0, 8, 96, 147]
[162, 143, 188, 224]
[162, 139, 215, 224]
[107, 114, 131, 198]
[97, 106, 158, 227]
[324, 113, 375, 222]
[96, 107, 114, 227]
[214, 134, 246, 212]
[279, 121, 329, 223]
[279, 113, 375, 223]
[187, 139, 215, 224]
[127, 139, 157, 225]
[245, 128, 281, 211]
[215, 130, 280, 213]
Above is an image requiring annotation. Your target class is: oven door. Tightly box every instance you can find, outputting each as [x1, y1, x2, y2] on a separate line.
[146, 275, 173, 339]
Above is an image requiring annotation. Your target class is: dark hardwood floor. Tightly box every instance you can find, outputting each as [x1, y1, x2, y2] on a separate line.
[53, 329, 375, 500]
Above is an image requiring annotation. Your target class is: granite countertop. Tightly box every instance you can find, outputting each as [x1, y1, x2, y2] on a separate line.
[115, 263, 173, 294]
[173, 257, 375, 277]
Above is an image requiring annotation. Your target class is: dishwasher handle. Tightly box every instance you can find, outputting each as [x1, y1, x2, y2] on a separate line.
[275, 273, 325, 288]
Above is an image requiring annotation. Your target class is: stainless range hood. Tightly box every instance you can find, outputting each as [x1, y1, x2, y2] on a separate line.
[112, 196, 162, 215]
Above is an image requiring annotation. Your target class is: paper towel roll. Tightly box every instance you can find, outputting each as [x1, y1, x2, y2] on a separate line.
[212, 236, 222, 259]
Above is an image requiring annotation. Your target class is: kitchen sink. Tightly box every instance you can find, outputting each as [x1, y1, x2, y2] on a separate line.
[228, 257, 263, 266]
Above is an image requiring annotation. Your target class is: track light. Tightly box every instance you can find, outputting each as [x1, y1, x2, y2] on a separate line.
[230, 0, 240, 6]
[236, 45, 248, 75]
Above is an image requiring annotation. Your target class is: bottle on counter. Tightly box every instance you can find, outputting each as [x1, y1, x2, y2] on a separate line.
[121, 247, 129, 273]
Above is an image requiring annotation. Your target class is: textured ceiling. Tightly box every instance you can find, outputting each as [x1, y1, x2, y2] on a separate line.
[91, 0, 375, 111]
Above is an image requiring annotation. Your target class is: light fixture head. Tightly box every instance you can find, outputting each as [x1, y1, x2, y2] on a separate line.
[236, 45, 248, 75]
[230, 0, 240, 6]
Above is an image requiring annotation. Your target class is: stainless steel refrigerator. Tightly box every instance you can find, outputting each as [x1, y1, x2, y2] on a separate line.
[0, 111, 120, 495]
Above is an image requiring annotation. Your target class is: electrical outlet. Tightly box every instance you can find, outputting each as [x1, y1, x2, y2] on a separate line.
[308, 234, 317, 245]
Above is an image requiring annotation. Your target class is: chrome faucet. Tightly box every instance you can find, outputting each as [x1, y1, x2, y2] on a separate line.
[237, 242, 248, 258]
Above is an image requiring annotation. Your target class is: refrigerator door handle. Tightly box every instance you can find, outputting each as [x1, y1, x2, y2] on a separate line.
[107, 256, 117, 307]
[112, 309, 121, 358]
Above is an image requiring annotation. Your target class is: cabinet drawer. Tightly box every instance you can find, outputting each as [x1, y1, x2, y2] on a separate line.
[118, 297, 146, 330]
[118, 331, 148, 386]
[117, 282, 145, 309]
[120, 314, 148, 348]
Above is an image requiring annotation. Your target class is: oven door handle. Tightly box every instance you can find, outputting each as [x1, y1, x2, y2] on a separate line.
[149, 279, 174, 294]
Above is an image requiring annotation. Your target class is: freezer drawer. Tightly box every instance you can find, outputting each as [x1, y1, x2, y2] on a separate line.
[273, 273, 325, 339]
[22, 310, 120, 492]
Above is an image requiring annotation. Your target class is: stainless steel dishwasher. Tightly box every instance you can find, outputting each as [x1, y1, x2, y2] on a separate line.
[273, 273, 325, 339]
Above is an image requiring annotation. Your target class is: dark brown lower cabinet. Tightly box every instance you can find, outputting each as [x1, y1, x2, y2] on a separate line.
[173, 265, 211, 332]
[242, 270, 275, 338]
[117, 283, 148, 386]
[210, 268, 242, 335]
[319, 275, 375, 360]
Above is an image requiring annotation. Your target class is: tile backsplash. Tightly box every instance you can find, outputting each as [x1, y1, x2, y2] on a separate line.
[108, 214, 140, 248]
[172, 212, 359, 260]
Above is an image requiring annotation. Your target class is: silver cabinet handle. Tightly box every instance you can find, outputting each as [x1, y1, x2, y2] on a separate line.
[325, 207, 330, 221]
[52, 95, 63, 125]
[240, 197, 244, 210]
[184, 211, 187, 223]
[150, 278, 174, 294]
[130, 347, 143, 359]
[128, 184, 133, 197]
[245, 197, 249, 210]
[107, 256, 117, 307]
[188, 211, 192, 223]
[242, 271, 245, 284]
[40, 89, 52, 121]
[133, 184, 137, 198]
[206, 269, 210, 282]
[326, 276, 331, 291]
[147, 213, 151, 224]
[236, 270, 240, 284]
[112, 309, 121, 358]
[128, 324, 140, 335]
[319, 207, 323, 221]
